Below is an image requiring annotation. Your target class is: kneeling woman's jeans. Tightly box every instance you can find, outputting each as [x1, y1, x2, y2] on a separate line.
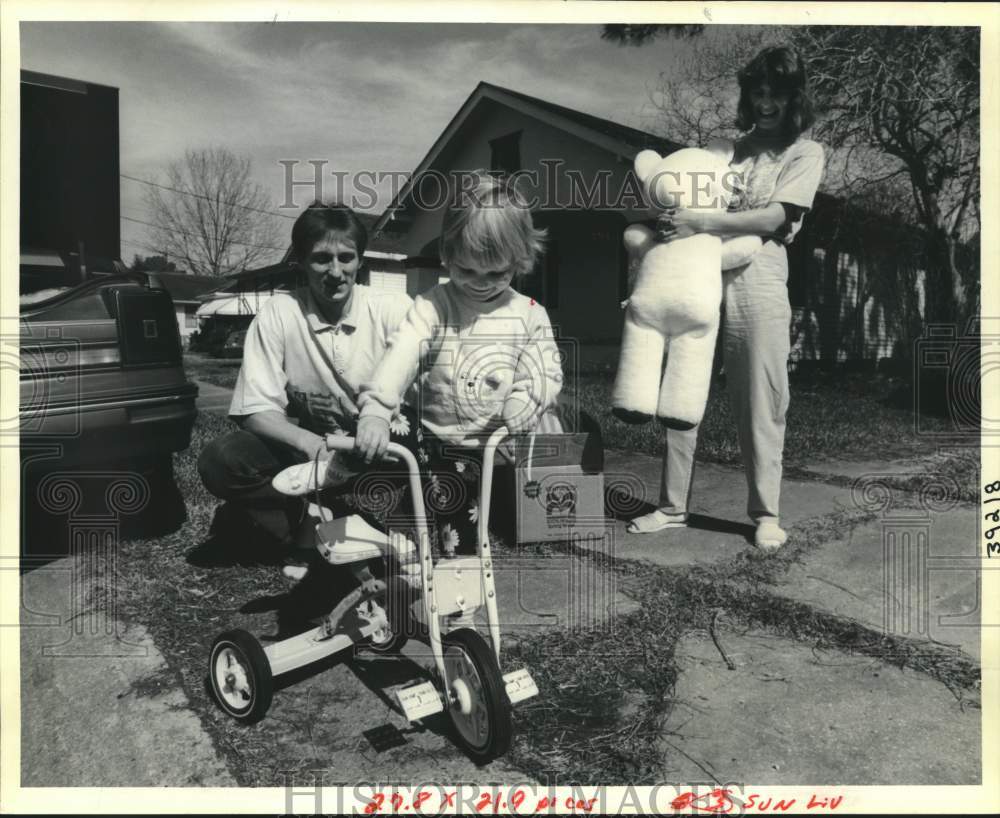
[198, 430, 310, 547]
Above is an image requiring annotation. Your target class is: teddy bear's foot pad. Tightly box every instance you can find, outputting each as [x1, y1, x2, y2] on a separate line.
[611, 407, 654, 425]
[658, 416, 698, 431]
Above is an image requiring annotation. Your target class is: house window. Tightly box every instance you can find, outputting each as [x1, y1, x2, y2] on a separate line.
[490, 131, 522, 176]
[368, 270, 408, 294]
[184, 306, 198, 328]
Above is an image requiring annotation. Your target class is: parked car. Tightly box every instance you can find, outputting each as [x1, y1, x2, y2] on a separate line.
[220, 328, 247, 359]
[20, 254, 198, 467]
[19, 253, 198, 553]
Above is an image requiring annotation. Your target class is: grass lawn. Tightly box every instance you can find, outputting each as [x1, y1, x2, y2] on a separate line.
[570, 368, 961, 467]
[184, 351, 242, 390]
[182, 349, 976, 505]
[185, 349, 960, 469]
[102, 371, 977, 784]
[143, 351, 975, 782]
[109, 410, 670, 783]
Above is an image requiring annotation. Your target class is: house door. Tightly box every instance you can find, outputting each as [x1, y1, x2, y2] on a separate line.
[526, 209, 627, 342]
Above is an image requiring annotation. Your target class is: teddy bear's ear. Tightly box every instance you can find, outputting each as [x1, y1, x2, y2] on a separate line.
[634, 149, 663, 182]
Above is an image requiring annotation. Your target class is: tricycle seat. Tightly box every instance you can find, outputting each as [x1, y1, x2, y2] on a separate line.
[315, 514, 419, 574]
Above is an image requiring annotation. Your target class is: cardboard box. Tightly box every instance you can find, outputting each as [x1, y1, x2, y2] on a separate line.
[512, 432, 606, 543]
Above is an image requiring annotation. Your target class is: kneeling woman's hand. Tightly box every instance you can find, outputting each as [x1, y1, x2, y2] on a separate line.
[355, 415, 391, 464]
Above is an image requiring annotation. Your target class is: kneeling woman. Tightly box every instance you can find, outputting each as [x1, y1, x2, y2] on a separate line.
[197, 203, 412, 557]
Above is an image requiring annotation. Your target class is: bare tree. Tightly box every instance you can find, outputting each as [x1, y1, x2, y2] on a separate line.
[144, 147, 282, 277]
[801, 26, 980, 325]
[601, 23, 706, 46]
[639, 27, 777, 147]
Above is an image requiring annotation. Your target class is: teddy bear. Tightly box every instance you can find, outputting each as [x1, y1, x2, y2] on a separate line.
[611, 144, 761, 430]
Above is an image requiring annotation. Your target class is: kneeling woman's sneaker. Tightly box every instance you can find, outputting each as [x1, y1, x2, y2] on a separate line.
[282, 560, 310, 581]
[272, 452, 362, 497]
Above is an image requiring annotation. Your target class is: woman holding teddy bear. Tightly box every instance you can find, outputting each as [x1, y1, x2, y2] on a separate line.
[627, 45, 825, 551]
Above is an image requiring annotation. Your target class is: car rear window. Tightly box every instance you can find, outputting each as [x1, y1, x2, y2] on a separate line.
[20, 248, 128, 309]
[20, 248, 79, 303]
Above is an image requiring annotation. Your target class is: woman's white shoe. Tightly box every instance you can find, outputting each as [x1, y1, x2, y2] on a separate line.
[626, 510, 689, 534]
[755, 519, 787, 552]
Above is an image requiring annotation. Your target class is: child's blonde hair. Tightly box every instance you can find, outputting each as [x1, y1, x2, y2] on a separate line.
[440, 172, 546, 279]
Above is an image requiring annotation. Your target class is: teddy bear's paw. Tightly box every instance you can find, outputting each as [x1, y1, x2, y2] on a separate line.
[612, 407, 655, 425]
[657, 415, 698, 431]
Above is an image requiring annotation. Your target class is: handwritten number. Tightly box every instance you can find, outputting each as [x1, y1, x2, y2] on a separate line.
[670, 789, 733, 813]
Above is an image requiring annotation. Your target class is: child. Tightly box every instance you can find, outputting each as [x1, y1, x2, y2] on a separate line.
[354, 171, 564, 563]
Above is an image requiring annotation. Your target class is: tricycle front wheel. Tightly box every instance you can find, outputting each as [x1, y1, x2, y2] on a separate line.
[209, 629, 273, 724]
[443, 628, 512, 762]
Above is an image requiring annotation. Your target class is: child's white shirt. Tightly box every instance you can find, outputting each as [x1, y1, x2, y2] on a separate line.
[359, 281, 563, 446]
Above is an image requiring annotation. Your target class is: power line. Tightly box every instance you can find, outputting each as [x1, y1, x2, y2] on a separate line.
[121, 172, 297, 220]
[120, 214, 285, 251]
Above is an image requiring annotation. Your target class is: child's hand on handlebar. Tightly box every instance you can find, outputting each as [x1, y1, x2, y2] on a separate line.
[355, 415, 391, 464]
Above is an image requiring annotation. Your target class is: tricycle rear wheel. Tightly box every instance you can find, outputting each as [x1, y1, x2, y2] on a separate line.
[363, 576, 416, 655]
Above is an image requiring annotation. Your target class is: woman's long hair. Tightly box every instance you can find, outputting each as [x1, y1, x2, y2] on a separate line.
[735, 45, 816, 139]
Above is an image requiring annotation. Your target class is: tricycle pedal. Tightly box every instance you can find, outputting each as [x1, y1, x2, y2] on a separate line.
[503, 668, 538, 704]
[397, 681, 444, 721]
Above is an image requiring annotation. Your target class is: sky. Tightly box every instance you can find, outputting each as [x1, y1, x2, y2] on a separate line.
[20, 21, 703, 267]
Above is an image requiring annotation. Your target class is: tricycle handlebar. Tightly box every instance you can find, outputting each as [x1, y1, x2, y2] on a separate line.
[324, 426, 510, 478]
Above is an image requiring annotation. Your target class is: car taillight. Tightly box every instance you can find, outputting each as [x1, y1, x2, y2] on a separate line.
[110, 287, 182, 366]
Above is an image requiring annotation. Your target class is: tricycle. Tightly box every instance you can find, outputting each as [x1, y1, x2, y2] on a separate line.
[207, 426, 538, 762]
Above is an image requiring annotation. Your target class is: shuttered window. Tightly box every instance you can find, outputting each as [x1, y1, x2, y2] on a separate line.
[368, 271, 408, 294]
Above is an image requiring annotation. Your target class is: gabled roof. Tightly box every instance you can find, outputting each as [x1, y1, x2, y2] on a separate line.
[371, 81, 683, 236]
[494, 83, 681, 156]
[154, 272, 222, 303]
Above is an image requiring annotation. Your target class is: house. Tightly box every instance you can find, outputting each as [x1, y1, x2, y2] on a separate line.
[371, 82, 676, 369]
[153, 272, 223, 346]
[370, 81, 937, 369]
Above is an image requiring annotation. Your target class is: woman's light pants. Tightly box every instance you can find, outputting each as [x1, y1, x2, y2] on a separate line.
[658, 250, 792, 522]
